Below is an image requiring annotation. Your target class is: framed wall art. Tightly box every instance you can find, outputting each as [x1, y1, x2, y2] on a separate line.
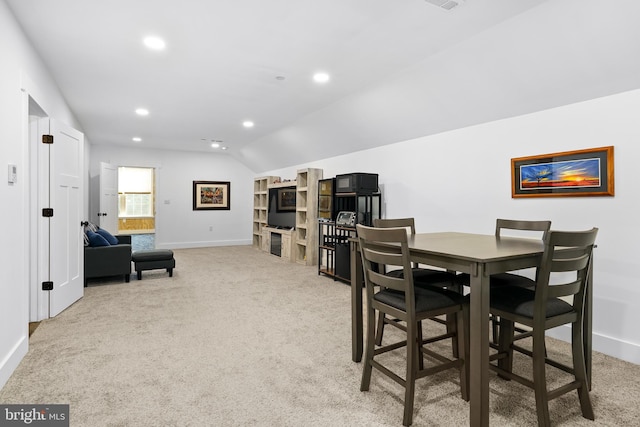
[276, 188, 297, 212]
[511, 146, 614, 198]
[193, 181, 230, 210]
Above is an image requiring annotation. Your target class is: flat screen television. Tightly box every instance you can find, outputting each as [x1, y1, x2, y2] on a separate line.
[267, 186, 296, 229]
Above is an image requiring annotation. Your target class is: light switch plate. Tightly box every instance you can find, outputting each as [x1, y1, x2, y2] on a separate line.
[8, 164, 17, 183]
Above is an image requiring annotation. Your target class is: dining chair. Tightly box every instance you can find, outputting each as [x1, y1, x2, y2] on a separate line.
[456, 219, 552, 343]
[489, 227, 598, 426]
[372, 218, 458, 347]
[357, 224, 468, 426]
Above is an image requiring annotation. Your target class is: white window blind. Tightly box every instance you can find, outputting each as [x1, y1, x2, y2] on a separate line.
[118, 167, 153, 193]
[118, 167, 154, 217]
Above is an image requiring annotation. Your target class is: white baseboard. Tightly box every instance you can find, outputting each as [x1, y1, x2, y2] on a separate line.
[547, 325, 640, 365]
[0, 335, 28, 390]
[156, 239, 252, 250]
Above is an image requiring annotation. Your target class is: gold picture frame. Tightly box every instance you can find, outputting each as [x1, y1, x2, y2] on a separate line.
[511, 146, 614, 198]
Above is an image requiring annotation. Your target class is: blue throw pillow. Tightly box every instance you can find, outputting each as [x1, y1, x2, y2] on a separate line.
[96, 228, 119, 245]
[86, 230, 110, 247]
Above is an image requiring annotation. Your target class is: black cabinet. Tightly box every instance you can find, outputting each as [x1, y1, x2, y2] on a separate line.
[318, 178, 381, 227]
[317, 173, 381, 283]
[318, 221, 355, 283]
[335, 192, 381, 227]
[318, 192, 381, 284]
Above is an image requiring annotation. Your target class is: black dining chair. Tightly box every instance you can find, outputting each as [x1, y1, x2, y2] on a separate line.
[357, 224, 468, 426]
[372, 218, 458, 347]
[456, 219, 551, 343]
[489, 227, 598, 426]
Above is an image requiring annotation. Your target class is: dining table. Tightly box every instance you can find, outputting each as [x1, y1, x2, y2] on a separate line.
[349, 231, 595, 427]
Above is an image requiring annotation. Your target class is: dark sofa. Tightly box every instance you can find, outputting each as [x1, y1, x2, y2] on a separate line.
[84, 234, 132, 286]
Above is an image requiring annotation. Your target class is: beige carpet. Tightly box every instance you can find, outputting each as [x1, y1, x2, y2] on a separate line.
[1, 246, 638, 426]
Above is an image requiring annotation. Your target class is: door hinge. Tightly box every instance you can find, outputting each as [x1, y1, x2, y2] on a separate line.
[42, 281, 54, 291]
[42, 208, 54, 217]
[42, 134, 54, 144]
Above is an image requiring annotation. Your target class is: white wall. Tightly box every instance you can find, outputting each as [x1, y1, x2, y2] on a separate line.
[237, 0, 640, 172]
[265, 89, 640, 365]
[89, 145, 255, 249]
[0, 1, 88, 388]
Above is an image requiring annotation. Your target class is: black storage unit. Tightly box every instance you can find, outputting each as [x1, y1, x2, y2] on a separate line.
[318, 221, 355, 283]
[317, 176, 381, 283]
[334, 192, 381, 227]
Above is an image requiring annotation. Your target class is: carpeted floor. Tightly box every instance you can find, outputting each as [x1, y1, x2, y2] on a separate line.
[2, 246, 639, 426]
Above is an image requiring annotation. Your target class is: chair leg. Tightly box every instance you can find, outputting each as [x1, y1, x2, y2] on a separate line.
[447, 314, 459, 358]
[417, 321, 424, 371]
[497, 318, 514, 379]
[360, 305, 376, 392]
[491, 314, 499, 344]
[572, 321, 594, 420]
[532, 327, 551, 427]
[375, 312, 385, 346]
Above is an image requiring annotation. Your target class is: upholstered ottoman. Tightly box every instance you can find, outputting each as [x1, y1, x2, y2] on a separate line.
[131, 249, 175, 280]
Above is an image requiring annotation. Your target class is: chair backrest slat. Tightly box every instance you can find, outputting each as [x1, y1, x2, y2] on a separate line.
[495, 219, 551, 240]
[365, 269, 406, 292]
[357, 224, 414, 296]
[550, 253, 591, 272]
[373, 218, 418, 269]
[374, 218, 416, 234]
[546, 280, 582, 299]
[535, 227, 598, 316]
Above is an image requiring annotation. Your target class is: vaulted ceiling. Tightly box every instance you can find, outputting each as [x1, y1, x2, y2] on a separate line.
[6, 0, 640, 172]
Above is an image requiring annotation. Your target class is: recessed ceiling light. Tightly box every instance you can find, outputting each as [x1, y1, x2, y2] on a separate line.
[221, 146, 228, 150]
[143, 36, 166, 50]
[243, 121, 254, 128]
[313, 72, 330, 83]
[211, 143, 220, 148]
[135, 108, 149, 116]
[132, 137, 142, 142]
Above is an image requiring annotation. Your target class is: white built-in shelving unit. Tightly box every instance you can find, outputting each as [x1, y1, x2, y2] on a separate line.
[252, 168, 323, 265]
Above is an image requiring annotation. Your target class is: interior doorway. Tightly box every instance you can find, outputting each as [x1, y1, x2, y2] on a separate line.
[117, 166, 156, 251]
[28, 107, 84, 321]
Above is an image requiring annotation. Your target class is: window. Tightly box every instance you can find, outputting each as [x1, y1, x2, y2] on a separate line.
[118, 167, 154, 217]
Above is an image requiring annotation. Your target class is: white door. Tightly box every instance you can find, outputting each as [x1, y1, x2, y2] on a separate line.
[40, 118, 85, 317]
[98, 162, 119, 233]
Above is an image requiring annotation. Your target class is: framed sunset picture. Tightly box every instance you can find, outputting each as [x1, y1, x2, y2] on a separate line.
[511, 146, 614, 198]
